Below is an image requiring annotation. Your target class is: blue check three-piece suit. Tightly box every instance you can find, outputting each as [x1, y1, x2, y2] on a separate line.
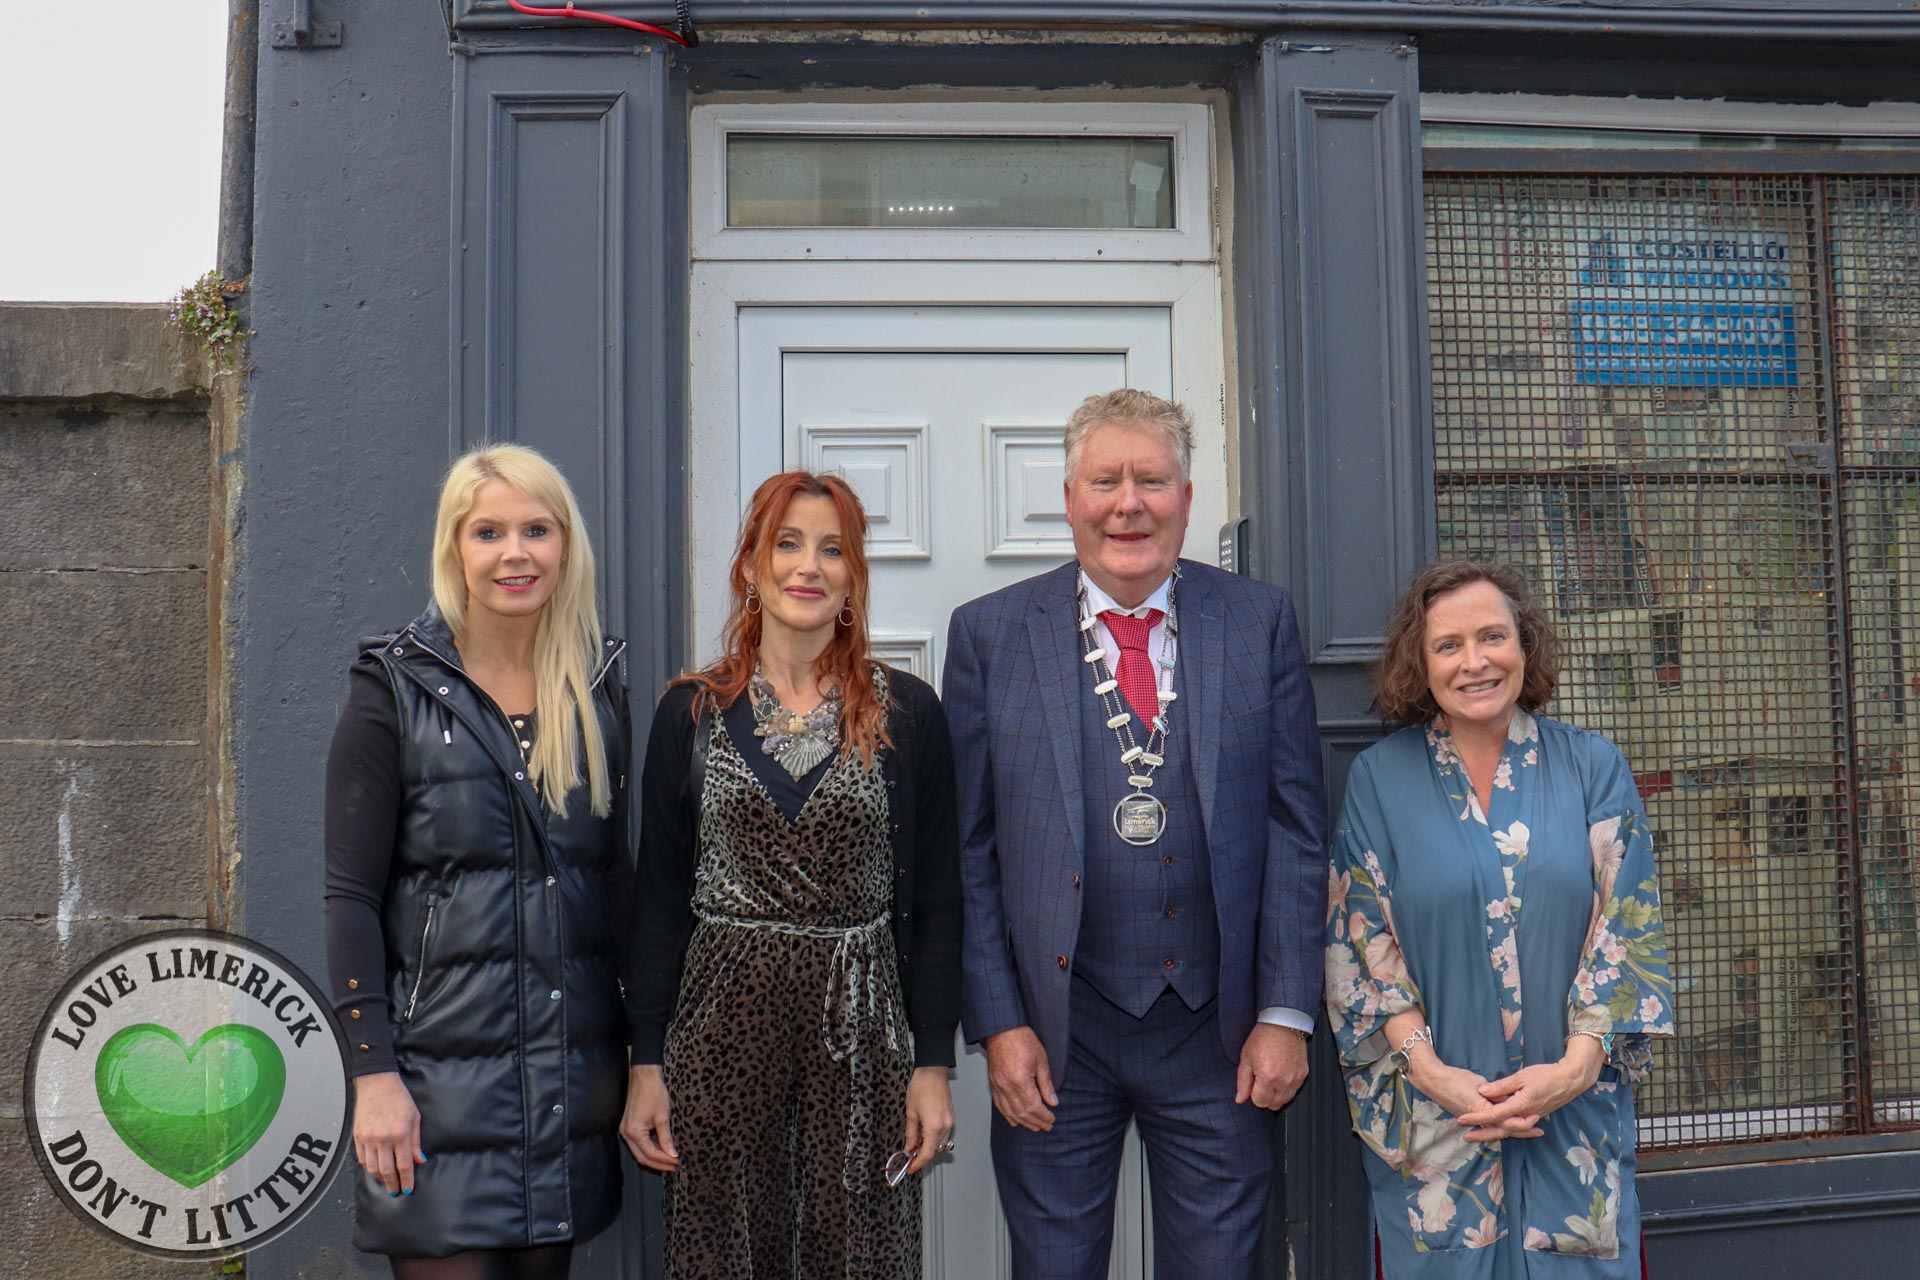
[943, 560, 1328, 1280]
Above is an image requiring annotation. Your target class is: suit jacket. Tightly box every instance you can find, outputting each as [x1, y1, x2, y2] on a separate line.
[943, 559, 1328, 1074]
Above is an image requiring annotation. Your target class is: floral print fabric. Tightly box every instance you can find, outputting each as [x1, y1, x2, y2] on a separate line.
[1325, 713, 1674, 1278]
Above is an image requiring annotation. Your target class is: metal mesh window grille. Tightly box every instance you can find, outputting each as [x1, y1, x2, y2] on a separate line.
[1426, 170, 1920, 1151]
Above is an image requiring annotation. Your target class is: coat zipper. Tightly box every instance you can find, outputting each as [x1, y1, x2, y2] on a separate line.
[591, 640, 626, 691]
[406, 629, 624, 758]
[402, 627, 621, 872]
[403, 893, 440, 1021]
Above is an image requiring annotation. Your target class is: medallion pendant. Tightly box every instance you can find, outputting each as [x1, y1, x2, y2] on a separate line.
[1076, 570, 1181, 847]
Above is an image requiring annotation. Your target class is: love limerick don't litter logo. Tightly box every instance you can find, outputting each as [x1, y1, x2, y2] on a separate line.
[24, 929, 350, 1259]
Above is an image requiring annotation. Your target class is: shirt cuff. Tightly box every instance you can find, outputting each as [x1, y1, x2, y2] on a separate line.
[334, 991, 399, 1076]
[1257, 1006, 1315, 1036]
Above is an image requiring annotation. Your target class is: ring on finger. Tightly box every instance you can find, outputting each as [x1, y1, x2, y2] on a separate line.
[936, 1139, 956, 1154]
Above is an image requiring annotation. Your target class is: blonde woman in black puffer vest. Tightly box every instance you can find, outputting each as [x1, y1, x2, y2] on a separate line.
[323, 444, 631, 1280]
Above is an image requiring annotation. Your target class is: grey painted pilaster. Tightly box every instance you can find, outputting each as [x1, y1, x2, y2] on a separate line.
[241, 5, 459, 1275]
[452, 45, 687, 704]
[452, 50, 684, 1280]
[1237, 31, 1432, 735]
[239, 5, 683, 1274]
[1233, 32, 1431, 1280]
[453, 51, 685, 1280]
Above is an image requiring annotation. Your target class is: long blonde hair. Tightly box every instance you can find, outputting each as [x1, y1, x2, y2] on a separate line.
[430, 444, 611, 819]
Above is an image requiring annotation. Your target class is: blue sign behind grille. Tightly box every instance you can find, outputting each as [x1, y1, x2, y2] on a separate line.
[1570, 300, 1798, 387]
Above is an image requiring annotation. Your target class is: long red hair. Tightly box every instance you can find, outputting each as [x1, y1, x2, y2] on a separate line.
[676, 471, 894, 767]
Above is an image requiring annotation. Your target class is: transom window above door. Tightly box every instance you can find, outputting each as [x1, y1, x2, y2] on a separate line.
[727, 134, 1176, 229]
[690, 102, 1215, 261]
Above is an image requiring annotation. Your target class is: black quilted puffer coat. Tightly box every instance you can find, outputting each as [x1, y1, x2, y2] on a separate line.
[352, 606, 630, 1256]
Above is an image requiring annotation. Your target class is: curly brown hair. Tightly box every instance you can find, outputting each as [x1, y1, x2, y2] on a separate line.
[1374, 560, 1558, 727]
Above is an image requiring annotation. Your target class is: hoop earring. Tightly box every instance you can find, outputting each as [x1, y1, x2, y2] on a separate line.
[838, 601, 856, 627]
[745, 583, 762, 616]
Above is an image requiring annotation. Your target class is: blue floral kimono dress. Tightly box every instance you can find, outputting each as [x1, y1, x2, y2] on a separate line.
[1325, 712, 1674, 1279]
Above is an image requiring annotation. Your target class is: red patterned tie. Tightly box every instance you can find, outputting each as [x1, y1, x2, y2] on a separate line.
[1100, 609, 1166, 728]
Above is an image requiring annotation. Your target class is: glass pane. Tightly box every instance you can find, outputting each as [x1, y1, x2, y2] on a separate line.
[1426, 174, 1855, 1151]
[726, 134, 1174, 229]
[1833, 181, 1920, 1124]
[1846, 477, 1920, 1125]
[1831, 178, 1920, 468]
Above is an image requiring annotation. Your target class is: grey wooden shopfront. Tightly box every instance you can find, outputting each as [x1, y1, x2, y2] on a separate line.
[237, 3, 1920, 1275]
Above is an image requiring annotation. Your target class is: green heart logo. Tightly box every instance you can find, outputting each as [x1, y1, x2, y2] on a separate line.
[95, 1023, 286, 1189]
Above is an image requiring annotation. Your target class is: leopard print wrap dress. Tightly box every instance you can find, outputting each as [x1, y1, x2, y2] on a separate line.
[662, 692, 920, 1280]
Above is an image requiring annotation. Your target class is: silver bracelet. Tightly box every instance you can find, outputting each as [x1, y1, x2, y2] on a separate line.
[1568, 1028, 1615, 1056]
[1387, 1025, 1433, 1073]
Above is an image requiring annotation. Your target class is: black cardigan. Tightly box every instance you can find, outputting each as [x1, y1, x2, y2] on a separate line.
[626, 668, 963, 1068]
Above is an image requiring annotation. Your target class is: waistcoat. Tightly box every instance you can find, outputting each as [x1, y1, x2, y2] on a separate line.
[1073, 656, 1219, 1018]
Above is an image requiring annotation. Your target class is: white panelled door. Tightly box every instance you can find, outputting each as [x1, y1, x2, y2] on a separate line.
[787, 348, 1116, 678]
[744, 305, 1188, 686]
[728, 303, 1218, 1280]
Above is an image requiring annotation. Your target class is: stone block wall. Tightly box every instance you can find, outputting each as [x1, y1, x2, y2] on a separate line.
[0, 304, 220, 1278]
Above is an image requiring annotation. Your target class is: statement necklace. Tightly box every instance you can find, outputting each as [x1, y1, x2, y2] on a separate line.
[748, 666, 842, 779]
[1077, 567, 1180, 845]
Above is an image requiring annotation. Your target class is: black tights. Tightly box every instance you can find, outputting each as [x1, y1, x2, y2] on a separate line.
[390, 1245, 574, 1280]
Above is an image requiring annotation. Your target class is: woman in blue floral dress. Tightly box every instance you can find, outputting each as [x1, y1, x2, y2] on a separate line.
[1325, 561, 1673, 1279]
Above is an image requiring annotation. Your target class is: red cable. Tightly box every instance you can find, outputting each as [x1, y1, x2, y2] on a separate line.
[506, 0, 690, 46]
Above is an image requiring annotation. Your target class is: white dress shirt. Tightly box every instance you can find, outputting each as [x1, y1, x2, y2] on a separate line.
[1079, 570, 1314, 1039]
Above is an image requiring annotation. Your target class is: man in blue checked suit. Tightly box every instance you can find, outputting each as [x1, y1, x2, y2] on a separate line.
[943, 389, 1328, 1280]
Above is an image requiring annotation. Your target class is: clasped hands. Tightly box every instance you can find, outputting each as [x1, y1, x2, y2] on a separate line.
[1405, 1033, 1604, 1142]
